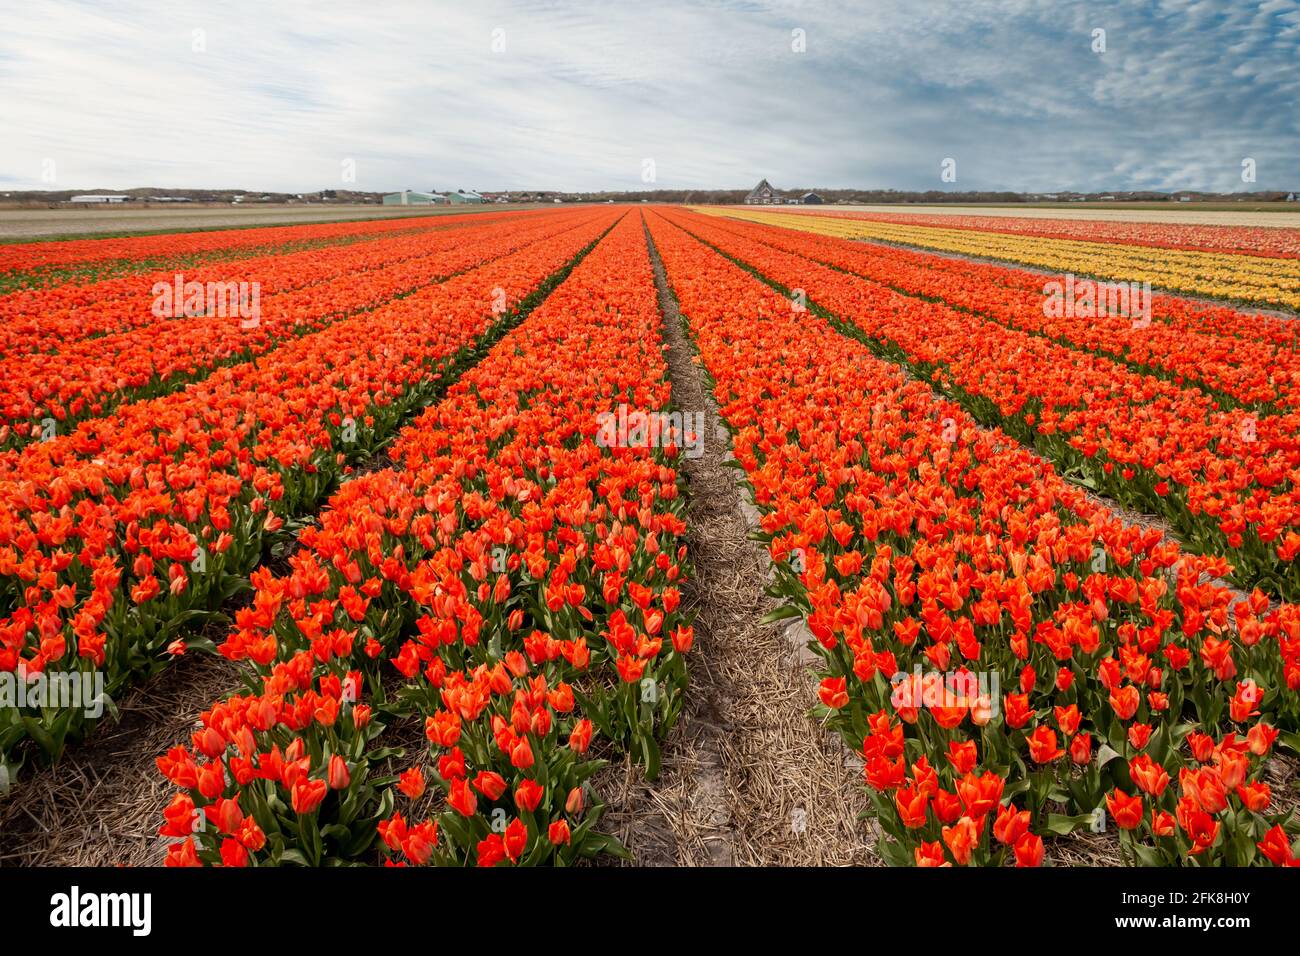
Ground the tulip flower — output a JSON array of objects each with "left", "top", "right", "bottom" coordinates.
[
  {"left": 1105, "top": 788, "right": 1144, "bottom": 830},
  {"left": 398, "top": 767, "right": 426, "bottom": 800}
]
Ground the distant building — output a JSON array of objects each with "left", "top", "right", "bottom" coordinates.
[
  {"left": 799, "top": 191, "right": 824, "bottom": 205},
  {"left": 448, "top": 189, "right": 487, "bottom": 204},
  {"left": 745, "top": 179, "right": 782, "bottom": 204},
  {"left": 1288, "top": 192, "right": 1298, "bottom": 202},
  {"left": 382, "top": 190, "right": 448, "bottom": 206},
  {"left": 1178, "top": 195, "right": 1192, "bottom": 202},
  {"left": 66, "top": 194, "right": 129, "bottom": 203}
]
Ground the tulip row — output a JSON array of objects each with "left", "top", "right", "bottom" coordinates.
[
  {"left": 696, "top": 212, "right": 1300, "bottom": 413},
  {"left": 670, "top": 209, "right": 1300, "bottom": 602},
  {"left": 646, "top": 208, "right": 1300, "bottom": 867},
  {"left": 699, "top": 208, "right": 1300, "bottom": 312},
  {"left": 0, "top": 209, "right": 522, "bottom": 281},
  {"left": 0, "top": 210, "right": 531, "bottom": 361},
  {"left": 768, "top": 207, "right": 1300, "bottom": 258},
  {"left": 0, "top": 210, "right": 600, "bottom": 452},
  {"left": 705, "top": 211, "right": 1300, "bottom": 356},
  {"left": 0, "top": 208, "right": 618, "bottom": 781},
  {"left": 156, "top": 211, "right": 695, "bottom": 866}
]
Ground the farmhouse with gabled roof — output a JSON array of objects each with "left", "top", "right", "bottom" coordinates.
[{"left": 744, "top": 179, "right": 782, "bottom": 204}]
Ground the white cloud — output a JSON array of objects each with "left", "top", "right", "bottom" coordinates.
[{"left": 0, "top": 0, "right": 1295, "bottom": 192}]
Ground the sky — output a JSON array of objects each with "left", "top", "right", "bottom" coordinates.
[{"left": 1, "top": 0, "right": 1297, "bottom": 194}]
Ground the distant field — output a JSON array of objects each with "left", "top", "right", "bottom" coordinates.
[
  {"left": 704, "top": 205, "right": 1300, "bottom": 308},
  {"left": 0, "top": 202, "right": 544, "bottom": 240},
  {"left": 7, "top": 201, "right": 1296, "bottom": 240},
  {"left": 781, "top": 202, "right": 1300, "bottom": 227}
]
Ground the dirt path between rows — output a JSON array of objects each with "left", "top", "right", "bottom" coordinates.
[
  {"left": 0, "top": 653, "right": 237, "bottom": 866},
  {"left": 592, "top": 219, "right": 876, "bottom": 866}
]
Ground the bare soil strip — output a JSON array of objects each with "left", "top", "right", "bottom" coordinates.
[
  {"left": 0, "top": 652, "right": 237, "bottom": 866},
  {"left": 593, "top": 220, "right": 875, "bottom": 866},
  {"left": 0, "top": 204, "right": 541, "bottom": 241}
]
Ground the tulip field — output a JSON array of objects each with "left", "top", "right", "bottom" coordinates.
[
  {"left": 712, "top": 207, "right": 1300, "bottom": 311},
  {"left": 3, "top": 203, "right": 1300, "bottom": 868}
]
